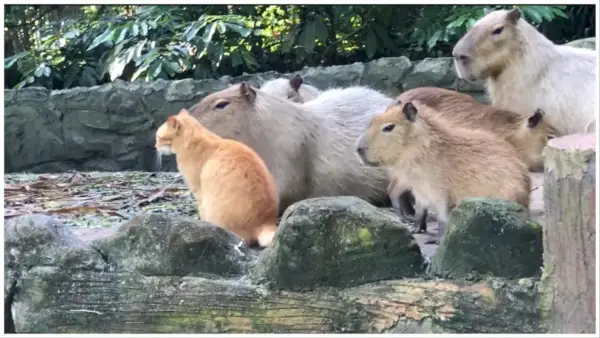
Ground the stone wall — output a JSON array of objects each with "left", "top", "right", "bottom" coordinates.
[{"left": 4, "top": 36, "right": 594, "bottom": 173}]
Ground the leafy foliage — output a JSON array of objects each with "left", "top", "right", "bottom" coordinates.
[{"left": 4, "top": 4, "right": 592, "bottom": 90}]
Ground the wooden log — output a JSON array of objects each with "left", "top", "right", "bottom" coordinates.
[
  {"left": 12, "top": 267, "right": 542, "bottom": 334},
  {"left": 540, "top": 133, "right": 596, "bottom": 333}
]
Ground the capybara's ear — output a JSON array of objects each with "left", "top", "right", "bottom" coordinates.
[
  {"left": 240, "top": 82, "right": 256, "bottom": 103},
  {"left": 507, "top": 8, "right": 521, "bottom": 24},
  {"left": 289, "top": 74, "right": 303, "bottom": 91},
  {"left": 527, "top": 108, "right": 544, "bottom": 128},
  {"left": 402, "top": 102, "right": 418, "bottom": 123},
  {"left": 167, "top": 115, "right": 179, "bottom": 129},
  {"left": 178, "top": 109, "right": 190, "bottom": 116}
]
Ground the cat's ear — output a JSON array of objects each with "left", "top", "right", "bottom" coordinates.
[
  {"left": 178, "top": 109, "right": 190, "bottom": 116},
  {"left": 239, "top": 82, "right": 256, "bottom": 103},
  {"left": 289, "top": 74, "right": 303, "bottom": 92},
  {"left": 167, "top": 116, "right": 179, "bottom": 129}
]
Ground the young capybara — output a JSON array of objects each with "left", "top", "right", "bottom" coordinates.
[{"left": 355, "top": 100, "right": 531, "bottom": 244}]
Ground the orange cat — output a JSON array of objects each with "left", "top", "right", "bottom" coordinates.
[{"left": 155, "top": 109, "right": 280, "bottom": 248}]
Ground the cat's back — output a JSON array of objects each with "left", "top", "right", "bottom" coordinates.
[{"left": 202, "top": 138, "right": 278, "bottom": 197}]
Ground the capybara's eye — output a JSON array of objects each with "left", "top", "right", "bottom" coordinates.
[
  {"left": 382, "top": 124, "right": 395, "bottom": 133},
  {"left": 492, "top": 26, "right": 504, "bottom": 35},
  {"left": 215, "top": 101, "right": 230, "bottom": 110}
]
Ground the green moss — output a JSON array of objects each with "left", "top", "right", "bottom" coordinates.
[{"left": 357, "top": 227, "right": 373, "bottom": 247}]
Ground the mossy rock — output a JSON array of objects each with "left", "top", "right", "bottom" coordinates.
[
  {"left": 429, "top": 198, "right": 543, "bottom": 279},
  {"left": 92, "top": 213, "right": 252, "bottom": 278},
  {"left": 251, "top": 196, "right": 424, "bottom": 291}
]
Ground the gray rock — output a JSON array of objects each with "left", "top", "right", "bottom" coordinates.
[
  {"left": 92, "top": 213, "right": 252, "bottom": 278},
  {"left": 4, "top": 214, "right": 107, "bottom": 297},
  {"left": 362, "top": 56, "right": 413, "bottom": 96},
  {"left": 429, "top": 198, "right": 543, "bottom": 278},
  {"left": 564, "top": 37, "right": 596, "bottom": 50},
  {"left": 300, "top": 62, "right": 365, "bottom": 90},
  {"left": 251, "top": 196, "right": 424, "bottom": 291},
  {"left": 402, "top": 57, "right": 456, "bottom": 90}
]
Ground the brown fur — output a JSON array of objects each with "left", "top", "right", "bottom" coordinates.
[
  {"left": 355, "top": 100, "right": 531, "bottom": 243},
  {"left": 452, "top": 8, "right": 596, "bottom": 136},
  {"left": 396, "top": 87, "right": 557, "bottom": 172},
  {"left": 155, "top": 109, "right": 279, "bottom": 248}
]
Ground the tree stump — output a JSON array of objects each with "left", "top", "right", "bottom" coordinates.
[{"left": 540, "top": 133, "right": 596, "bottom": 333}]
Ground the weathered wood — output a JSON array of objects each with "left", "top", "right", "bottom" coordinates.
[
  {"left": 12, "top": 267, "right": 541, "bottom": 334},
  {"left": 540, "top": 133, "right": 596, "bottom": 333}
]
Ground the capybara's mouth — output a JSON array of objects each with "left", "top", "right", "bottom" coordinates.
[{"left": 357, "top": 152, "right": 379, "bottom": 167}]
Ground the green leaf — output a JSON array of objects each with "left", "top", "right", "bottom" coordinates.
[
  {"left": 109, "top": 54, "right": 128, "bottom": 81},
  {"left": 80, "top": 68, "right": 98, "bottom": 87},
  {"left": 140, "top": 22, "right": 149, "bottom": 36},
  {"left": 372, "top": 25, "right": 396, "bottom": 53},
  {"left": 131, "top": 64, "right": 149, "bottom": 81},
  {"left": 202, "top": 22, "right": 217, "bottom": 44},
  {"left": 281, "top": 31, "right": 297, "bottom": 53},
  {"left": 26, "top": 76, "right": 35, "bottom": 84},
  {"left": 34, "top": 64, "right": 45, "bottom": 77},
  {"left": 466, "top": 18, "right": 477, "bottom": 30},
  {"left": 300, "top": 20, "right": 317, "bottom": 52},
  {"left": 87, "top": 28, "right": 114, "bottom": 51},
  {"left": 365, "top": 28, "right": 377, "bottom": 59},
  {"left": 63, "top": 64, "right": 81, "bottom": 88},
  {"left": 535, "top": 6, "right": 554, "bottom": 21},
  {"left": 240, "top": 49, "right": 258, "bottom": 69},
  {"left": 520, "top": 6, "right": 543, "bottom": 23},
  {"left": 133, "top": 40, "right": 146, "bottom": 61},
  {"left": 4, "top": 51, "right": 29, "bottom": 69},
  {"left": 313, "top": 15, "right": 328, "bottom": 44},
  {"left": 115, "top": 27, "right": 129, "bottom": 44},
  {"left": 224, "top": 22, "right": 251, "bottom": 37},
  {"left": 43, "top": 66, "right": 51, "bottom": 77},
  {"left": 132, "top": 23, "right": 140, "bottom": 37},
  {"left": 551, "top": 7, "right": 568, "bottom": 19},
  {"left": 427, "top": 30, "right": 443, "bottom": 50},
  {"left": 213, "top": 43, "right": 225, "bottom": 68},
  {"left": 216, "top": 21, "right": 226, "bottom": 34},
  {"left": 162, "top": 60, "right": 179, "bottom": 77},
  {"left": 184, "top": 22, "right": 202, "bottom": 42},
  {"left": 231, "top": 51, "right": 243, "bottom": 68},
  {"left": 148, "top": 59, "right": 163, "bottom": 79}
]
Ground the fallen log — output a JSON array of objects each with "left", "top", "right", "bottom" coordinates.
[
  {"left": 540, "top": 133, "right": 596, "bottom": 333},
  {"left": 14, "top": 267, "right": 541, "bottom": 334}
]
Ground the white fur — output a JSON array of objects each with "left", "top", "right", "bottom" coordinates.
[
  {"left": 156, "top": 146, "right": 174, "bottom": 155},
  {"left": 486, "top": 15, "right": 596, "bottom": 136},
  {"left": 260, "top": 78, "right": 322, "bottom": 103},
  {"left": 257, "top": 227, "right": 276, "bottom": 248}
]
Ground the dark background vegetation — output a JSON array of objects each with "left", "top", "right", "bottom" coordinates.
[{"left": 4, "top": 4, "right": 596, "bottom": 90}]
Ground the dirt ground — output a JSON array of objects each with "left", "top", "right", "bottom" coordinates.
[{"left": 4, "top": 171, "right": 545, "bottom": 259}]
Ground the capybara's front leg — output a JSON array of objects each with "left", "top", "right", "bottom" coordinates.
[
  {"left": 387, "top": 179, "right": 417, "bottom": 223},
  {"left": 411, "top": 207, "right": 428, "bottom": 234}
]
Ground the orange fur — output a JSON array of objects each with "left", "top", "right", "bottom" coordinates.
[
  {"left": 155, "top": 109, "right": 280, "bottom": 248},
  {"left": 356, "top": 100, "right": 531, "bottom": 243}
]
